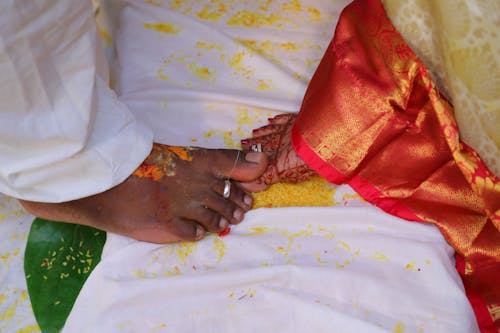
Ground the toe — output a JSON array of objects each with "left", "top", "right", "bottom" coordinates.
[{"left": 171, "top": 218, "right": 205, "bottom": 241}]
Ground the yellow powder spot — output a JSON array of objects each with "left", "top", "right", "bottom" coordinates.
[
  {"left": 222, "top": 131, "right": 238, "bottom": 148},
  {"left": 150, "top": 323, "right": 167, "bottom": 332},
  {"left": 175, "top": 242, "right": 197, "bottom": 265},
  {"left": 134, "top": 269, "right": 147, "bottom": 279},
  {"left": 336, "top": 241, "right": 351, "bottom": 251},
  {"left": 276, "top": 246, "right": 284, "bottom": 253},
  {"left": 236, "top": 107, "right": 255, "bottom": 126},
  {"left": 13, "top": 248, "right": 19, "bottom": 256},
  {"left": 213, "top": 237, "right": 226, "bottom": 263},
  {"left": 335, "top": 260, "right": 351, "bottom": 269},
  {"left": 1, "top": 252, "right": 10, "bottom": 262},
  {"left": 280, "top": 42, "right": 300, "bottom": 51},
  {"left": 405, "top": 261, "right": 418, "bottom": 271},
  {"left": 370, "top": 252, "right": 391, "bottom": 262},
  {"left": 228, "top": 292, "right": 234, "bottom": 298},
  {"left": 197, "top": 5, "right": 226, "bottom": 22},
  {"left": 0, "top": 294, "right": 7, "bottom": 306},
  {"left": 315, "top": 253, "right": 328, "bottom": 264},
  {"left": 9, "top": 233, "right": 19, "bottom": 240},
  {"left": 341, "top": 192, "right": 365, "bottom": 203},
  {"left": 185, "top": 81, "right": 192, "bottom": 87},
  {"left": 307, "top": 7, "right": 323, "bottom": 22},
  {"left": 249, "top": 226, "right": 273, "bottom": 235},
  {"left": 282, "top": 0, "right": 302, "bottom": 12},
  {"left": 146, "top": 0, "right": 162, "bottom": 6},
  {"left": 252, "top": 177, "right": 336, "bottom": 208},
  {"left": 227, "top": 11, "right": 283, "bottom": 28},
  {"left": 203, "top": 130, "right": 216, "bottom": 139},
  {"left": 425, "top": 259, "right": 431, "bottom": 265},
  {"left": 257, "top": 79, "right": 272, "bottom": 91},
  {"left": 196, "top": 41, "right": 223, "bottom": 51},
  {"left": 188, "top": 63, "right": 216, "bottom": 82},
  {"left": 163, "top": 266, "right": 181, "bottom": 276},
  {"left": 16, "top": 324, "right": 41, "bottom": 333},
  {"left": 157, "top": 68, "right": 169, "bottom": 81},
  {"left": 394, "top": 321, "right": 406, "bottom": 333},
  {"left": 229, "top": 51, "right": 245, "bottom": 70},
  {"left": 98, "top": 28, "right": 112, "bottom": 47},
  {"left": 143, "top": 22, "right": 180, "bottom": 34},
  {"left": 219, "top": 53, "right": 226, "bottom": 62}
]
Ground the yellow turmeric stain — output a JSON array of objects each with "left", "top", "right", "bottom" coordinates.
[
  {"left": 133, "top": 164, "right": 163, "bottom": 181},
  {"left": 282, "top": 0, "right": 302, "bottom": 13},
  {"left": 98, "top": 28, "right": 112, "bottom": 47},
  {"left": 175, "top": 242, "right": 197, "bottom": 265},
  {"left": 315, "top": 253, "right": 328, "bottom": 264},
  {"left": 188, "top": 63, "right": 216, "bottom": 82},
  {"left": 143, "top": 22, "right": 180, "bottom": 34},
  {"left": 425, "top": 259, "right": 431, "bottom": 265},
  {"left": 249, "top": 226, "right": 273, "bottom": 235},
  {"left": 236, "top": 107, "right": 255, "bottom": 126},
  {"left": 252, "top": 177, "right": 336, "bottom": 208},
  {"left": 196, "top": 41, "right": 223, "bottom": 51},
  {"left": 307, "top": 7, "right": 323, "bottom": 22},
  {"left": 168, "top": 146, "right": 193, "bottom": 161},
  {"left": 405, "top": 261, "right": 419, "bottom": 271},
  {"left": 163, "top": 266, "right": 182, "bottom": 276},
  {"left": 280, "top": 42, "right": 300, "bottom": 51},
  {"left": 157, "top": 68, "right": 169, "bottom": 81},
  {"left": 213, "top": 237, "right": 226, "bottom": 263},
  {"left": 229, "top": 51, "right": 245, "bottom": 70},
  {"left": 0, "top": 294, "right": 7, "bottom": 306},
  {"left": 370, "top": 252, "right": 391, "bottom": 262},
  {"left": 227, "top": 11, "right": 284, "bottom": 28},
  {"left": 197, "top": 4, "right": 226, "bottom": 22},
  {"left": 257, "top": 79, "right": 272, "bottom": 91},
  {"left": 336, "top": 240, "right": 351, "bottom": 252},
  {"left": 16, "top": 324, "right": 41, "bottom": 333},
  {"left": 394, "top": 321, "right": 406, "bottom": 333}
]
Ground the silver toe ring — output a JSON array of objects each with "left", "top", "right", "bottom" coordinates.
[
  {"left": 251, "top": 143, "right": 262, "bottom": 152},
  {"left": 223, "top": 179, "right": 232, "bottom": 199}
]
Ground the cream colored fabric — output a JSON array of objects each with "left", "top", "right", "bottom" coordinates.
[{"left": 383, "top": 0, "right": 500, "bottom": 177}]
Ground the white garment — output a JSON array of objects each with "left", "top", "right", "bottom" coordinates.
[{"left": 0, "top": 0, "right": 152, "bottom": 202}]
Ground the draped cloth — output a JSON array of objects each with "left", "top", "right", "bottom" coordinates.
[{"left": 291, "top": 0, "right": 500, "bottom": 331}]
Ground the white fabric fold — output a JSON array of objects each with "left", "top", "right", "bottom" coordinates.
[{"left": 0, "top": 0, "right": 152, "bottom": 202}]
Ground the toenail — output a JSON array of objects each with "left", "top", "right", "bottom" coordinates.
[
  {"left": 233, "top": 209, "right": 243, "bottom": 221},
  {"left": 219, "top": 217, "right": 228, "bottom": 229},
  {"left": 196, "top": 225, "right": 204, "bottom": 238},
  {"left": 245, "top": 152, "right": 263, "bottom": 163},
  {"left": 244, "top": 195, "right": 252, "bottom": 207}
]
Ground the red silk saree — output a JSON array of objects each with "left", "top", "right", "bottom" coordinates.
[{"left": 291, "top": 0, "right": 500, "bottom": 331}]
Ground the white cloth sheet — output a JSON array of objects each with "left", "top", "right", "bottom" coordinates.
[{"left": 61, "top": 1, "right": 478, "bottom": 332}]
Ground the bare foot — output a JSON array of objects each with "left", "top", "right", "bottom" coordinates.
[
  {"left": 19, "top": 144, "right": 268, "bottom": 243},
  {"left": 241, "top": 113, "right": 317, "bottom": 191}
]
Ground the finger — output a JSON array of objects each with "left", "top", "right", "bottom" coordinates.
[
  {"left": 251, "top": 124, "right": 284, "bottom": 138},
  {"left": 170, "top": 217, "right": 205, "bottom": 242},
  {"left": 268, "top": 113, "right": 295, "bottom": 125}
]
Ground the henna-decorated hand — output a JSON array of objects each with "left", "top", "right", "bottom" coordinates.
[{"left": 241, "top": 113, "right": 317, "bottom": 190}]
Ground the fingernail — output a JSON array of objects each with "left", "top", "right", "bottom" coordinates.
[
  {"left": 219, "top": 217, "right": 228, "bottom": 229},
  {"left": 196, "top": 225, "right": 205, "bottom": 238},
  {"left": 244, "top": 195, "right": 253, "bottom": 207},
  {"left": 245, "top": 151, "right": 263, "bottom": 163},
  {"left": 233, "top": 209, "right": 243, "bottom": 221},
  {"left": 241, "top": 139, "right": 249, "bottom": 145}
]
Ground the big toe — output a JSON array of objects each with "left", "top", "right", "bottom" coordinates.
[{"left": 214, "top": 150, "right": 268, "bottom": 182}]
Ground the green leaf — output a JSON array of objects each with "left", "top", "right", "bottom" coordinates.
[{"left": 24, "top": 218, "right": 106, "bottom": 333}]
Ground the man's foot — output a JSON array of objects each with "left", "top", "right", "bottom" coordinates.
[
  {"left": 241, "top": 113, "right": 317, "bottom": 190},
  {"left": 19, "top": 144, "right": 267, "bottom": 243}
]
